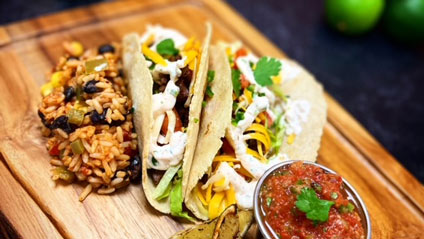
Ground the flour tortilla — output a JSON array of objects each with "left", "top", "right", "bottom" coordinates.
[
  {"left": 185, "top": 55, "right": 327, "bottom": 220},
  {"left": 184, "top": 45, "right": 233, "bottom": 220},
  {"left": 123, "top": 23, "right": 212, "bottom": 214}
]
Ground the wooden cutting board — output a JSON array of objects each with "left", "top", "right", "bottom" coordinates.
[{"left": 0, "top": 0, "right": 423, "bottom": 238}]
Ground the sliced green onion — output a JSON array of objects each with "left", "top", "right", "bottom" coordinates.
[{"left": 331, "top": 192, "right": 338, "bottom": 200}]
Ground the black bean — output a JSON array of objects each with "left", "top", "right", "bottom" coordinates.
[
  {"left": 38, "top": 110, "right": 45, "bottom": 121},
  {"left": 83, "top": 80, "right": 98, "bottom": 94},
  {"left": 98, "top": 44, "right": 115, "bottom": 54},
  {"left": 51, "top": 115, "right": 76, "bottom": 134},
  {"left": 118, "top": 69, "right": 124, "bottom": 77},
  {"left": 129, "top": 155, "right": 142, "bottom": 182},
  {"left": 110, "top": 119, "right": 125, "bottom": 126},
  {"left": 90, "top": 109, "right": 107, "bottom": 125},
  {"left": 64, "top": 87, "right": 75, "bottom": 102},
  {"left": 38, "top": 110, "right": 51, "bottom": 128}
]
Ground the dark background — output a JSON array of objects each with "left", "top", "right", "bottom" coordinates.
[{"left": 1, "top": 0, "right": 423, "bottom": 182}]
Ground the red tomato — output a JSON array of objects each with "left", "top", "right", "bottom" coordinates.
[
  {"left": 123, "top": 130, "right": 132, "bottom": 142},
  {"left": 161, "top": 109, "right": 183, "bottom": 135},
  {"left": 49, "top": 144, "right": 60, "bottom": 156},
  {"left": 235, "top": 48, "right": 248, "bottom": 59},
  {"left": 240, "top": 75, "right": 250, "bottom": 89},
  {"left": 263, "top": 111, "right": 274, "bottom": 126}
]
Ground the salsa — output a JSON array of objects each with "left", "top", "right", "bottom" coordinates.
[{"left": 260, "top": 161, "right": 365, "bottom": 239}]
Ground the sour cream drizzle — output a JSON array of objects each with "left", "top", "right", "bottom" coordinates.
[{"left": 142, "top": 26, "right": 189, "bottom": 171}]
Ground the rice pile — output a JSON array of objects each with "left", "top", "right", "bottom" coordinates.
[{"left": 38, "top": 41, "right": 141, "bottom": 201}]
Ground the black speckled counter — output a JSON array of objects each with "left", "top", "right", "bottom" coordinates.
[{"left": 1, "top": 0, "right": 423, "bottom": 182}]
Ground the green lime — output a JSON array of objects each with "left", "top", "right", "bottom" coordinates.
[
  {"left": 384, "top": 0, "right": 424, "bottom": 44},
  {"left": 325, "top": 0, "right": 385, "bottom": 35}
]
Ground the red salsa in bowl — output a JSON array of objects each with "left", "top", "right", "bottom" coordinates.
[{"left": 255, "top": 161, "right": 369, "bottom": 239}]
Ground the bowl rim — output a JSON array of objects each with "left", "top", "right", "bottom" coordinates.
[{"left": 253, "top": 160, "right": 371, "bottom": 239}]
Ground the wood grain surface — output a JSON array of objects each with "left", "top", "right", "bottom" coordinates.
[{"left": 0, "top": 0, "right": 423, "bottom": 238}]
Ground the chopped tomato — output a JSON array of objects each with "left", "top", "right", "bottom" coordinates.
[
  {"left": 123, "top": 130, "right": 132, "bottom": 142},
  {"left": 262, "top": 111, "right": 274, "bottom": 126},
  {"left": 240, "top": 75, "right": 250, "bottom": 89},
  {"left": 124, "top": 147, "right": 137, "bottom": 157},
  {"left": 161, "top": 109, "right": 183, "bottom": 135},
  {"left": 221, "top": 139, "right": 235, "bottom": 156},
  {"left": 49, "top": 144, "right": 60, "bottom": 156},
  {"left": 235, "top": 48, "right": 248, "bottom": 59}
]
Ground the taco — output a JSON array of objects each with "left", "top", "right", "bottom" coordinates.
[
  {"left": 185, "top": 42, "right": 327, "bottom": 220},
  {"left": 123, "top": 24, "right": 212, "bottom": 218}
]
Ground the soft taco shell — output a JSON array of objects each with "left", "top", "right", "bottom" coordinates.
[
  {"left": 185, "top": 45, "right": 233, "bottom": 220},
  {"left": 123, "top": 23, "right": 212, "bottom": 214},
  {"left": 278, "top": 59, "right": 327, "bottom": 162},
  {"left": 185, "top": 56, "right": 326, "bottom": 220}
]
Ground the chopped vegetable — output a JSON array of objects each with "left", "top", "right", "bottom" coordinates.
[
  {"left": 41, "top": 83, "right": 54, "bottom": 97},
  {"left": 85, "top": 58, "right": 109, "bottom": 74},
  {"left": 339, "top": 202, "right": 355, "bottom": 214},
  {"left": 75, "top": 85, "right": 83, "bottom": 101},
  {"left": 142, "top": 35, "right": 167, "bottom": 66},
  {"left": 232, "top": 111, "right": 245, "bottom": 126},
  {"left": 157, "top": 39, "right": 179, "bottom": 56},
  {"left": 206, "top": 86, "right": 214, "bottom": 98},
  {"left": 170, "top": 169, "right": 195, "bottom": 221},
  {"left": 231, "top": 69, "right": 241, "bottom": 97},
  {"left": 52, "top": 166, "right": 75, "bottom": 183},
  {"left": 253, "top": 57, "right": 282, "bottom": 86},
  {"left": 295, "top": 188, "right": 334, "bottom": 223},
  {"left": 266, "top": 197, "right": 273, "bottom": 207},
  {"left": 49, "top": 144, "right": 60, "bottom": 156},
  {"left": 153, "top": 164, "right": 181, "bottom": 199},
  {"left": 331, "top": 192, "right": 338, "bottom": 200},
  {"left": 67, "top": 109, "right": 85, "bottom": 126},
  {"left": 207, "top": 70, "right": 215, "bottom": 83},
  {"left": 269, "top": 113, "right": 285, "bottom": 153},
  {"left": 70, "top": 139, "right": 85, "bottom": 155},
  {"left": 50, "top": 71, "right": 65, "bottom": 88},
  {"left": 63, "top": 41, "right": 84, "bottom": 57}
]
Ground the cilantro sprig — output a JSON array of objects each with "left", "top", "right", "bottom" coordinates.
[
  {"left": 253, "top": 57, "right": 282, "bottom": 86},
  {"left": 295, "top": 188, "right": 334, "bottom": 223},
  {"left": 157, "top": 39, "right": 179, "bottom": 56}
]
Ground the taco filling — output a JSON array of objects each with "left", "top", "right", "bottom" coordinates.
[
  {"left": 193, "top": 43, "right": 311, "bottom": 219},
  {"left": 138, "top": 26, "right": 205, "bottom": 218}
]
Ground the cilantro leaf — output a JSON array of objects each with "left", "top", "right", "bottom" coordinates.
[
  {"left": 231, "top": 69, "right": 241, "bottom": 97},
  {"left": 157, "top": 39, "right": 179, "bottom": 56},
  {"left": 253, "top": 57, "right": 282, "bottom": 86},
  {"left": 207, "top": 70, "right": 215, "bottom": 83},
  {"left": 232, "top": 111, "right": 245, "bottom": 126},
  {"left": 295, "top": 188, "right": 334, "bottom": 223}
]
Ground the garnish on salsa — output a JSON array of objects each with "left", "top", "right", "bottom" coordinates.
[{"left": 260, "top": 161, "right": 365, "bottom": 239}]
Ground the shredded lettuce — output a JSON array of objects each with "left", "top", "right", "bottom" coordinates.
[
  {"left": 269, "top": 113, "right": 286, "bottom": 153},
  {"left": 152, "top": 164, "right": 181, "bottom": 200},
  {"left": 170, "top": 169, "right": 196, "bottom": 222}
]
